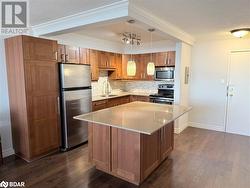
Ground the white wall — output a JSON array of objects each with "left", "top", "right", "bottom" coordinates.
[
  {"left": 174, "top": 42, "right": 192, "bottom": 133},
  {"left": 189, "top": 38, "right": 250, "bottom": 131},
  {"left": 0, "top": 36, "right": 14, "bottom": 157},
  {"left": 48, "top": 33, "right": 124, "bottom": 53},
  {"left": 124, "top": 39, "right": 176, "bottom": 54}
]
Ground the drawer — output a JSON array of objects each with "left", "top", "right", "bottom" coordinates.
[{"left": 92, "top": 99, "right": 107, "bottom": 111}]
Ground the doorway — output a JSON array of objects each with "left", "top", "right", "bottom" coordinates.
[{"left": 225, "top": 50, "right": 250, "bottom": 136}]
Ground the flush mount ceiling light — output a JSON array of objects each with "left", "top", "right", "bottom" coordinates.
[{"left": 231, "top": 28, "right": 250, "bottom": 38}]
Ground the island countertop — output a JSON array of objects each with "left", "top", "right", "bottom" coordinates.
[{"left": 74, "top": 101, "right": 191, "bottom": 135}]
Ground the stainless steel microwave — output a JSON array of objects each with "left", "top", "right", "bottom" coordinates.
[{"left": 154, "top": 67, "right": 175, "bottom": 81}]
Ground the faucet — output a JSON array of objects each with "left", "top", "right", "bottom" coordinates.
[{"left": 102, "top": 80, "right": 111, "bottom": 97}]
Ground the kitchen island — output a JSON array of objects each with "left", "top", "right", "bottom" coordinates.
[{"left": 74, "top": 102, "right": 191, "bottom": 185}]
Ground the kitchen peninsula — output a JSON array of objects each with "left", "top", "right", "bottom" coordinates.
[{"left": 74, "top": 102, "right": 191, "bottom": 185}]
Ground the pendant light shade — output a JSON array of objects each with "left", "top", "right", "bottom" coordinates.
[
  {"left": 127, "top": 60, "right": 136, "bottom": 76},
  {"left": 147, "top": 62, "right": 155, "bottom": 75},
  {"left": 147, "top": 28, "right": 155, "bottom": 76}
]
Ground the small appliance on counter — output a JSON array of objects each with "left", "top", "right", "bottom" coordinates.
[
  {"left": 150, "top": 84, "right": 174, "bottom": 105},
  {"left": 59, "top": 63, "right": 92, "bottom": 151}
]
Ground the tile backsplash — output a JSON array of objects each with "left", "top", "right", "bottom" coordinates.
[{"left": 91, "top": 70, "right": 170, "bottom": 96}]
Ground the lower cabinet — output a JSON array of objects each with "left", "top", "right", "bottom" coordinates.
[
  {"left": 92, "top": 95, "right": 149, "bottom": 111},
  {"left": 88, "top": 121, "right": 174, "bottom": 185}
]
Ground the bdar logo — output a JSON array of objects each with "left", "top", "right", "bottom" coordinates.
[{"left": 0, "top": 181, "right": 8, "bottom": 188}]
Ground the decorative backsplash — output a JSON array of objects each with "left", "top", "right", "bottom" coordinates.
[{"left": 91, "top": 70, "right": 171, "bottom": 96}]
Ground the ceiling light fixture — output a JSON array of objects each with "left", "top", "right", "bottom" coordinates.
[
  {"left": 231, "top": 28, "right": 250, "bottom": 38},
  {"left": 126, "top": 20, "right": 136, "bottom": 76},
  {"left": 147, "top": 28, "right": 155, "bottom": 76}
]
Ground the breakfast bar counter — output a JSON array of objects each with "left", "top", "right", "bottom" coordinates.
[{"left": 74, "top": 102, "right": 191, "bottom": 185}]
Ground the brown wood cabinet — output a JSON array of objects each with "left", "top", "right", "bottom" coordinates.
[
  {"left": 5, "top": 35, "right": 60, "bottom": 162},
  {"left": 89, "top": 49, "right": 99, "bottom": 81},
  {"left": 98, "top": 51, "right": 116, "bottom": 69},
  {"left": 79, "top": 48, "right": 90, "bottom": 65},
  {"left": 130, "top": 95, "right": 150, "bottom": 102},
  {"left": 109, "top": 53, "right": 122, "bottom": 80},
  {"left": 88, "top": 121, "right": 174, "bottom": 185},
  {"left": 155, "top": 51, "right": 175, "bottom": 67},
  {"left": 92, "top": 96, "right": 130, "bottom": 111},
  {"left": 57, "top": 44, "right": 80, "bottom": 64}
]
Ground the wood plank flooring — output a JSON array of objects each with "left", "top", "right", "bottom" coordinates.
[{"left": 0, "top": 127, "right": 249, "bottom": 188}]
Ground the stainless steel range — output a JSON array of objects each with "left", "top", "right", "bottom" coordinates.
[{"left": 149, "top": 84, "right": 174, "bottom": 105}]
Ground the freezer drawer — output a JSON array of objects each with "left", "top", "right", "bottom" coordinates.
[
  {"left": 60, "top": 64, "right": 91, "bottom": 89},
  {"left": 61, "top": 89, "right": 92, "bottom": 149}
]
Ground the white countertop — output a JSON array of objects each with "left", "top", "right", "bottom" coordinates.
[
  {"left": 74, "top": 101, "right": 191, "bottom": 135},
  {"left": 92, "top": 91, "right": 153, "bottom": 102}
]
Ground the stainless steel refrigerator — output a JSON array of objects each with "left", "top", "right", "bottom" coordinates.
[{"left": 59, "top": 63, "right": 92, "bottom": 151}]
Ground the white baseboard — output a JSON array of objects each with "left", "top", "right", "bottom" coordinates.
[
  {"left": 174, "top": 122, "right": 189, "bottom": 134},
  {"left": 2, "top": 147, "right": 14, "bottom": 157},
  {"left": 188, "top": 122, "right": 225, "bottom": 132}
]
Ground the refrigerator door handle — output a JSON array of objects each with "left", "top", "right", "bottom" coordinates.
[{"left": 57, "top": 96, "right": 60, "bottom": 115}]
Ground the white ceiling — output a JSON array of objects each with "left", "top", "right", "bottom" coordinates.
[
  {"left": 30, "top": 0, "right": 121, "bottom": 25},
  {"left": 74, "top": 20, "right": 175, "bottom": 43},
  {"left": 30, "top": 0, "right": 250, "bottom": 40},
  {"left": 133, "top": 0, "right": 250, "bottom": 39}
]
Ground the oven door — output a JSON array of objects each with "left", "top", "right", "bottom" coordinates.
[{"left": 150, "top": 97, "right": 174, "bottom": 105}]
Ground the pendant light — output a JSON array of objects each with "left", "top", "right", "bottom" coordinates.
[
  {"left": 127, "top": 20, "right": 136, "bottom": 76},
  {"left": 147, "top": 29, "right": 155, "bottom": 76}
]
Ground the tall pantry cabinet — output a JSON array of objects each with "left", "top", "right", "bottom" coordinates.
[{"left": 5, "top": 35, "right": 60, "bottom": 162}]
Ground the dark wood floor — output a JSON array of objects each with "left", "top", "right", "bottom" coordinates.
[{"left": 1, "top": 127, "right": 250, "bottom": 188}]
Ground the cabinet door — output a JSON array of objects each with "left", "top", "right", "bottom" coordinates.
[
  {"left": 141, "top": 53, "right": 155, "bottom": 80},
  {"left": 160, "top": 122, "right": 174, "bottom": 161},
  {"left": 24, "top": 60, "right": 60, "bottom": 157},
  {"left": 65, "top": 45, "right": 80, "bottom": 64},
  {"left": 111, "top": 128, "right": 141, "bottom": 184},
  {"left": 89, "top": 124, "right": 111, "bottom": 172},
  {"left": 23, "top": 36, "right": 57, "bottom": 61},
  {"left": 89, "top": 49, "right": 99, "bottom": 81},
  {"left": 79, "top": 48, "right": 90, "bottom": 65},
  {"left": 57, "top": 44, "right": 66, "bottom": 63},
  {"left": 109, "top": 53, "right": 122, "bottom": 80},
  {"left": 167, "top": 51, "right": 176, "bottom": 66},
  {"left": 98, "top": 51, "right": 108, "bottom": 68},
  {"left": 141, "top": 130, "right": 160, "bottom": 181},
  {"left": 108, "top": 52, "right": 116, "bottom": 68},
  {"left": 155, "top": 52, "right": 168, "bottom": 67}
]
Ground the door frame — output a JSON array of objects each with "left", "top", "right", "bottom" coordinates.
[{"left": 224, "top": 49, "right": 250, "bottom": 133}]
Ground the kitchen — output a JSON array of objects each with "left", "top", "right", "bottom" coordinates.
[{"left": 0, "top": 0, "right": 250, "bottom": 187}]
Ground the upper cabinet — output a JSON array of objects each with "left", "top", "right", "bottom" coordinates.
[
  {"left": 79, "top": 48, "right": 90, "bottom": 65},
  {"left": 167, "top": 51, "right": 176, "bottom": 67},
  {"left": 23, "top": 36, "right": 58, "bottom": 61},
  {"left": 98, "top": 51, "right": 116, "bottom": 69},
  {"left": 89, "top": 49, "right": 99, "bottom": 81},
  {"left": 155, "top": 51, "right": 175, "bottom": 67},
  {"left": 57, "top": 44, "right": 80, "bottom": 64},
  {"left": 57, "top": 43, "right": 175, "bottom": 81}
]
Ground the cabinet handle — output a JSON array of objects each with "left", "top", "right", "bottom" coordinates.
[
  {"left": 65, "top": 54, "right": 69, "bottom": 62},
  {"left": 55, "top": 51, "right": 58, "bottom": 61},
  {"left": 61, "top": 54, "right": 65, "bottom": 63},
  {"left": 57, "top": 97, "right": 60, "bottom": 115}
]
